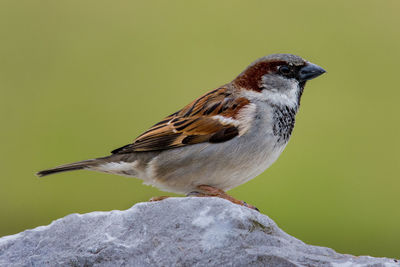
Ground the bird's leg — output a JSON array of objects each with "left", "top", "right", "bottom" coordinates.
[
  {"left": 187, "top": 185, "right": 259, "bottom": 211},
  {"left": 149, "top": 196, "right": 170, "bottom": 202}
]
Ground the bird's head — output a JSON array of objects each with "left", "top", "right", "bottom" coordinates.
[{"left": 233, "top": 54, "right": 325, "bottom": 108}]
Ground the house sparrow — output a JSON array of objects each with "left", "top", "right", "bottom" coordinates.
[{"left": 37, "top": 54, "right": 325, "bottom": 210}]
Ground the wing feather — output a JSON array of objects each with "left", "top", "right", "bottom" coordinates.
[{"left": 112, "top": 86, "right": 252, "bottom": 153}]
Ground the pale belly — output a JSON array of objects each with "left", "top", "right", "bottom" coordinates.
[{"left": 140, "top": 127, "right": 288, "bottom": 194}]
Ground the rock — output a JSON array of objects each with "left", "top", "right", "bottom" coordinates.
[{"left": 0, "top": 198, "right": 398, "bottom": 267}]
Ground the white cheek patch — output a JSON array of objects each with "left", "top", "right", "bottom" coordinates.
[
  {"left": 241, "top": 79, "right": 300, "bottom": 109},
  {"left": 264, "top": 90, "right": 298, "bottom": 108}
]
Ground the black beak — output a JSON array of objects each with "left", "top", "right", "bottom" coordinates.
[{"left": 299, "top": 63, "right": 326, "bottom": 81}]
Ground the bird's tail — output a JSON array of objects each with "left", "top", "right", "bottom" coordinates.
[{"left": 36, "top": 158, "right": 105, "bottom": 177}]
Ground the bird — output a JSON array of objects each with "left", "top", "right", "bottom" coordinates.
[{"left": 37, "top": 53, "right": 325, "bottom": 210}]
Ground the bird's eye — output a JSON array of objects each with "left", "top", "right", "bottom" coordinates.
[{"left": 279, "top": 65, "right": 291, "bottom": 75}]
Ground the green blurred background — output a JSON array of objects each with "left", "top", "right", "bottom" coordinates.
[{"left": 1, "top": 0, "right": 399, "bottom": 258}]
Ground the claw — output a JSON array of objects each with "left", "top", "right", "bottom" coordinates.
[
  {"left": 150, "top": 186, "right": 260, "bottom": 212},
  {"left": 149, "top": 196, "right": 170, "bottom": 202},
  {"left": 189, "top": 185, "right": 259, "bottom": 211},
  {"left": 242, "top": 201, "right": 259, "bottom": 212},
  {"left": 186, "top": 191, "right": 202, "bottom": 197}
]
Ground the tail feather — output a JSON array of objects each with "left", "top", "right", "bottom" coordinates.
[{"left": 36, "top": 159, "right": 100, "bottom": 177}]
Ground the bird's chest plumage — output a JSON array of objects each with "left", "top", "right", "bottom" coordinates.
[
  {"left": 272, "top": 105, "right": 297, "bottom": 143},
  {"left": 203, "top": 103, "right": 297, "bottom": 190},
  {"left": 143, "top": 102, "right": 298, "bottom": 193}
]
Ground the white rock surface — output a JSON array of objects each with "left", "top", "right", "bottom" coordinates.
[{"left": 0, "top": 197, "right": 398, "bottom": 267}]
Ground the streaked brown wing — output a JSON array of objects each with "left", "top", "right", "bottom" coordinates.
[{"left": 112, "top": 87, "right": 249, "bottom": 154}]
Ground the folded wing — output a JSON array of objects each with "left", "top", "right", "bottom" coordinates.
[{"left": 112, "top": 87, "right": 251, "bottom": 154}]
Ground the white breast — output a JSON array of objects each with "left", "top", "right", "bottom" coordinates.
[
  {"left": 215, "top": 104, "right": 288, "bottom": 190},
  {"left": 141, "top": 102, "right": 291, "bottom": 194}
]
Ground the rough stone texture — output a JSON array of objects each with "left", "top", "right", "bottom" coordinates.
[{"left": 0, "top": 197, "right": 398, "bottom": 267}]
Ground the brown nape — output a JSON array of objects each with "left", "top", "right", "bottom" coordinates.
[{"left": 233, "top": 60, "right": 286, "bottom": 92}]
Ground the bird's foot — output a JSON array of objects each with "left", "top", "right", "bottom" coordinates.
[
  {"left": 187, "top": 185, "right": 259, "bottom": 212},
  {"left": 149, "top": 196, "right": 170, "bottom": 202}
]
